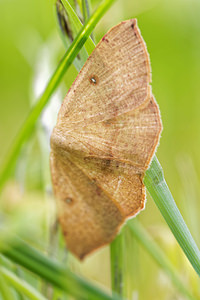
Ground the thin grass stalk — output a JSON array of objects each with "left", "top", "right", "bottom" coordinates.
[
  {"left": 82, "top": 0, "right": 90, "bottom": 22},
  {"left": 0, "top": 266, "right": 47, "bottom": 300},
  {"left": 0, "top": 0, "right": 116, "bottom": 192},
  {"left": 144, "top": 156, "right": 200, "bottom": 277},
  {"left": 2, "top": 237, "right": 124, "bottom": 300},
  {"left": 128, "top": 220, "right": 197, "bottom": 300},
  {"left": 0, "top": 270, "right": 15, "bottom": 300},
  {"left": 81, "top": 0, "right": 95, "bottom": 42},
  {"left": 110, "top": 231, "right": 125, "bottom": 297},
  {"left": 61, "top": 0, "right": 95, "bottom": 54},
  {"left": 58, "top": 0, "right": 89, "bottom": 69},
  {"left": 55, "top": 1, "right": 86, "bottom": 71}
]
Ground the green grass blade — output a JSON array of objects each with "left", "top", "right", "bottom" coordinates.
[
  {"left": 82, "top": 0, "right": 96, "bottom": 43},
  {"left": 61, "top": 0, "right": 95, "bottom": 54},
  {"left": 82, "top": 0, "right": 90, "bottom": 22},
  {"left": 0, "top": 0, "right": 116, "bottom": 192},
  {"left": 0, "top": 266, "right": 47, "bottom": 300},
  {"left": 56, "top": 0, "right": 88, "bottom": 70},
  {"left": 144, "top": 156, "right": 200, "bottom": 277},
  {"left": 128, "top": 220, "right": 197, "bottom": 300},
  {"left": 110, "top": 230, "right": 124, "bottom": 297},
  {"left": 55, "top": 0, "right": 86, "bottom": 71},
  {"left": 2, "top": 237, "right": 124, "bottom": 300},
  {"left": 82, "top": 0, "right": 92, "bottom": 22},
  {"left": 0, "top": 269, "right": 15, "bottom": 300}
]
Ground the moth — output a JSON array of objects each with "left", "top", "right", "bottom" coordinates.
[{"left": 50, "top": 19, "right": 162, "bottom": 260}]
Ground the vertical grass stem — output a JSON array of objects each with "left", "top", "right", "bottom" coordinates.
[{"left": 144, "top": 156, "right": 200, "bottom": 277}]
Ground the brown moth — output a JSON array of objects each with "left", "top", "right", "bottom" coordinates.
[{"left": 50, "top": 19, "right": 162, "bottom": 260}]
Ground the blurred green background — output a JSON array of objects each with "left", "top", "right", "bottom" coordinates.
[{"left": 1, "top": 0, "right": 200, "bottom": 299}]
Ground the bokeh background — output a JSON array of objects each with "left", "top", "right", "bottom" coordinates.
[{"left": 1, "top": 0, "right": 200, "bottom": 299}]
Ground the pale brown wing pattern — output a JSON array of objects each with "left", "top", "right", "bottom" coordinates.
[
  {"left": 50, "top": 152, "right": 124, "bottom": 259},
  {"left": 53, "top": 19, "right": 151, "bottom": 132},
  {"left": 61, "top": 97, "right": 161, "bottom": 219},
  {"left": 52, "top": 96, "right": 161, "bottom": 168},
  {"left": 50, "top": 19, "right": 162, "bottom": 260},
  {"left": 69, "top": 155, "right": 146, "bottom": 218}
]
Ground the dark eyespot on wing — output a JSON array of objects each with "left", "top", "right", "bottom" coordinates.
[
  {"left": 64, "top": 197, "right": 74, "bottom": 205},
  {"left": 89, "top": 75, "right": 99, "bottom": 85}
]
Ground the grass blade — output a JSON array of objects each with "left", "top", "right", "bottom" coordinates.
[
  {"left": 82, "top": 0, "right": 90, "bottom": 22},
  {"left": 144, "top": 156, "right": 200, "bottom": 277},
  {"left": 0, "top": 266, "right": 47, "bottom": 300},
  {"left": 0, "top": 270, "right": 15, "bottom": 300},
  {"left": 55, "top": 0, "right": 86, "bottom": 71},
  {"left": 0, "top": 0, "right": 117, "bottom": 192},
  {"left": 128, "top": 220, "right": 197, "bottom": 300},
  {"left": 61, "top": 0, "right": 95, "bottom": 54},
  {"left": 56, "top": 0, "right": 88, "bottom": 70},
  {"left": 110, "top": 231, "right": 124, "bottom": 297},
  {"left": 2, "top": 237, "right": 124, "bottom": 300},
  {"left": 82, "top": 0, "right": 95, "bottom": 42}
]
